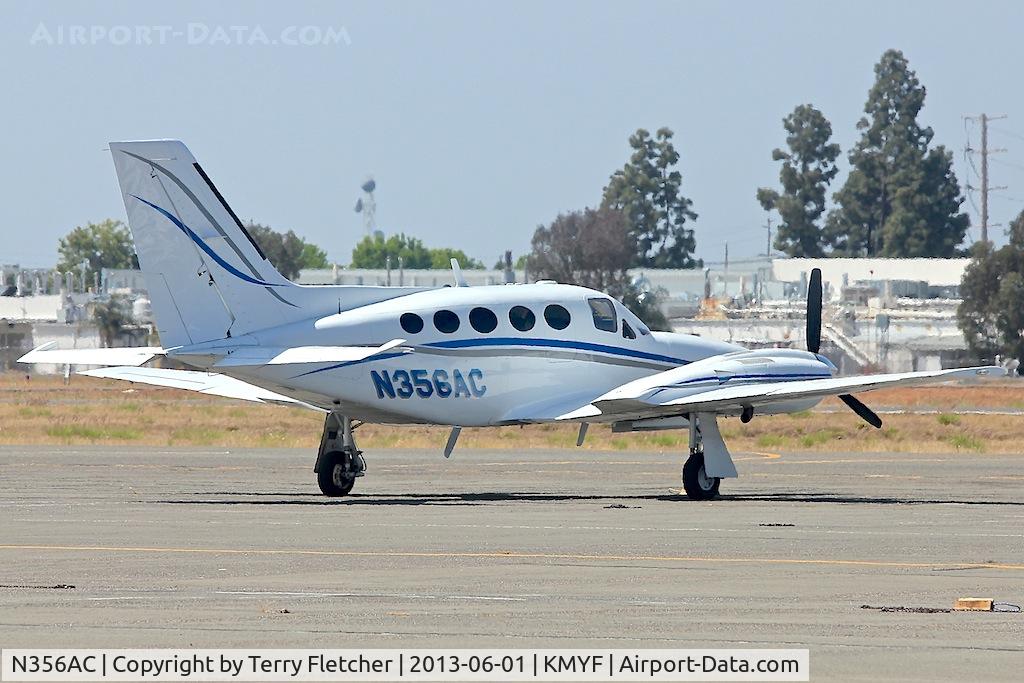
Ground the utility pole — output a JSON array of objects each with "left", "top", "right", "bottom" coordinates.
[
  {"left": 764, "top": 215, "right": 773, "bottom": 258},
  {"left": 723, "top": 241, "right": 729, "bottom": 300},
  {"left": 965, "top": 113, "right": 1008, "bottom": 243}
]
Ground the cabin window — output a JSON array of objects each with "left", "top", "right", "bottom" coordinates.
[
  {"left": 622, "top": 320, "right": 636, "bottom": 339},
  {"left": 433, "top": 309, "right": 460, "bottom": 334},
  {"left": 469, "top": 307, "right": 498, "bottom": 333},
  {"left": 588, "top": 298, "right": 617, "bottom": 333},
  {"left": 400, "top": 312, "right": 424, "bottom": 334},
  {"left": 544, "top": 304, "right": 571, "bottom": 330},
  {"left": 509, "top": 305, "right": 535, "bottom": 331}
]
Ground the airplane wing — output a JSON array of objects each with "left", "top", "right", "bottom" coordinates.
[
  {"left": 78, "top": 366, "right": 323, "bottom": 411},
  {"left": 20, "top": 340, "right": 409, "bottom": 370},
  {"left": 558, "top": 366, "right": 1004, "bottom": 421},
  {"left": 210, "top": 339, "right": 409, "bottom": 368},
  {"left": 18, "top": 342, "right": 164, "bottom": 367}
]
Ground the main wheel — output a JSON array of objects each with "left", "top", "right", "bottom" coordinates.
[
  {"left": 682, "top": 453, "right": 720, "bottom": 500},
  {"left": 317, "top": 450, "right": 356, "bottom": 497}
]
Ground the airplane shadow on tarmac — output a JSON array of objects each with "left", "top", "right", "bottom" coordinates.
[{"left": 152, "top": 491, "right": 1024, "bottom": 507}]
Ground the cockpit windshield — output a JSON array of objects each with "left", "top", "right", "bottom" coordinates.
[{"left": 588, "top": 298, "right": 617, "bottom": 333}]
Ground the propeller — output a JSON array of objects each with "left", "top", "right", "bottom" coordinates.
[
  {"left": 805, "top": 267, "right": 883, "bottom": 429},
  {"left": 838, "top": 393, "right": 883, "bottom": 429},
  {"left": 806, "top": 268, "right": 822, "bottom": 354}
]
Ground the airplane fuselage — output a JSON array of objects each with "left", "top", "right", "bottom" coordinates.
[{"left": 172, "top": 282, "right": 827, "bottom": 426}]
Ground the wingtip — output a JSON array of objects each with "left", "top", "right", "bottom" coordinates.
[
  {"left": 970, "top": 366, "right": 1008, "bottom": 378},
  {"left": 17, "top": 341, "right": 57, "bottom": 364}
]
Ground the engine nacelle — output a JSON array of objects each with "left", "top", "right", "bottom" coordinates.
[{"left": 594, "top": 348, "right": 836, "bottom": 413}]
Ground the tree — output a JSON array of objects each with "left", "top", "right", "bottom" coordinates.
[
  {"left": 92, "top": 295, "right": 130, "bottom": 348},
  {"left": 57, "top": 219, "right": 138, "bottom": 285},
  {"left": 826, "top": 49, "right": 969, "bottom": 257},
  {"left": 602, "top": 127, "right": 700, "bottom": 268},
  {"left": 350, "top": 233, "right": 433, "bottom": 268},
  {"left": 428, "top": 248, "right": 484, "bottom": 270},
  {"left": 493, "top": 254, "right": 529, "bottom": 270},
  {"left": 957, "top": 210, "right": 1024, "bottom": 368},
  {"left": 619, "top": 282, "right": 670, "bottom": 332},
  {"left": 526, "top": 207, "right": 669, "bottom": 329},
  {"left": 300, "top": 242, "right": 329, "bottom": 270},
  {"left": 350, "top": 233, "right": 484, "bottom": 269},
  {"left": 757, "top": 105, "right": 840, "bottom": 257},
  {"left": 246, "top": 223, "right": 328, "bottom": 280},
  {"left": 527, "top": 208, "right": 634, "bottom": 293}
]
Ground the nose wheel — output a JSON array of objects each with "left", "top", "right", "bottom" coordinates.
[{"left": 682, "top": 451, "right": 720, "bottom": 500}]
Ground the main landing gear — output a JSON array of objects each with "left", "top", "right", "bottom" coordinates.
[
  {"left": 314, "top": 412, "right": 366, "bottom": 497},
  {"left": 682, "top": 452, "right": 720, "bottom": 500},
  {"left": 681, "top": 413, "right": 724, "bottom": 501}
]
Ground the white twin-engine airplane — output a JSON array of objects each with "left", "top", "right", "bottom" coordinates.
[{"left": 20, "top": 140, "right": 1004, "bottom": 499}]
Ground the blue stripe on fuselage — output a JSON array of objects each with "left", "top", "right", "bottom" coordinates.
[
  {"left": 289, "top": 338, "right": 686, "bottom": 379},
  {"left": 423, "top": 337, "right": 688, "bottom": 365}
]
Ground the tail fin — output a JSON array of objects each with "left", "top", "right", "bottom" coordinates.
[{"left": 110, "top": 140, "right": 302, "bottom": 347}]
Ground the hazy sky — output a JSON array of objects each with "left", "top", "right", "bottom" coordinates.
[{"left": 3, "top": 1, "right": 1024, "bottom": 268}]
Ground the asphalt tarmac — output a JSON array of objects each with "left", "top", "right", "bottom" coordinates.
[{"left": 1, "top": 445, "right": 1022, "bottom": 680}]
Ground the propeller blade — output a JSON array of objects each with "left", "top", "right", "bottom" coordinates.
[
  {"left": 806, "top": 268, "right": 822, "bottom": 354},
  {"left": 839, "top": 393, "right": 882, "bottom": 429}
]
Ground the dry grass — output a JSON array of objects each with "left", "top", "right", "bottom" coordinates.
[{"left": 1, "top": 373, "right": 1022, "bottom": 453}]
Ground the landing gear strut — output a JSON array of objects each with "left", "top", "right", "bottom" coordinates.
[
  {"left": 314, "top": 412, "right": 366, "bottom": 497},
  {"left": 682, "top": 413, "right": 721, "bottom": 500}
]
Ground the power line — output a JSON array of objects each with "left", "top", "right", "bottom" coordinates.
[
  {"left": 962, "top": 121, "right": 983, "bottom": 223},
  {"left": 991, "top": 157, "right": 1024, "bottom": 173},
  {"left": 964, "top": 113, "right": 1008, "bottom": 243},
  {"left": 991, "top": 126, "right": 1024, "bottom": 143}
]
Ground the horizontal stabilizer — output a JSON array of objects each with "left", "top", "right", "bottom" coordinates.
[
  {"left": 211, "top": 339, "right": 408, "bottom": 368},
  {"left": 79, "top": 366, "right": 322, "bottom": 410},
  {"left": 19, "top": 342, "right": 164, "bottom": 367}
]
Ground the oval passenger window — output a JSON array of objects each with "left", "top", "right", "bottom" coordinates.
[
  {"left": 469, "top": 307, "right": 498, "bottom": 333},
  {"left": 433, "top": 310, "right": 460, "bottom": 334},
  {"left": 400, "top": 312, "right": 423, "bottom": 334},
  {"left": 544, "top": 304, "right": 571, "bottom": 330},
  {"left": 509, "top": 305, "right": 536, "bottom": 331}
]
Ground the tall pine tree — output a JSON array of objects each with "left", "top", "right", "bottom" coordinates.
[
  {"left": 757, "top": 104, "right": 840, "bottom": 257},
  {"left": 602, "top": 128, "right": 700, "bottom": 268},
  {"left": 827, "top": 49, "right": 968, "bottom": 257}
]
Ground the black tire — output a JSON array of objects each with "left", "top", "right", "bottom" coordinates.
[
  {"left": 682, "top": 453, "right": 720, "bottom": 500},
  {"left": 317, "top": 450, "right": 356, "bottom": 497}
]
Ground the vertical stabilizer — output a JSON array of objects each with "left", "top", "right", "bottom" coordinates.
[{"left": 110, "top": 140, "right": 299, "bottom": 347}]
